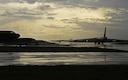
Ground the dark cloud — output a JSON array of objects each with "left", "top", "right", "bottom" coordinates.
[
  {"left": 49, "top": 0, "right": 128, "bottom": 9},
  {"left": 0, "top": 0, "right": 9, "bottom": 3},
  {"left": 0, "top": 1, "right": 54, "bottom": 20},
  {"left": 1, "top": 0, "right": 128, "bottom": 9},
  {"left": 47, "top": 17, "right": 54, "bottom": 20},
  {"left": 97, "top": 0, "right": 128, "bottom": 8},
  {"left": 0, "top": 9, "right": 42, "bottom": 20},
  {"left": 25, "top": 0, "right": 37, "bottom": 3},
  {"left": 37, "top": 4, "right": 51, "bottom": 10},
  {"left": 106, "top": 9, "right": 128, "bottom": 28}
]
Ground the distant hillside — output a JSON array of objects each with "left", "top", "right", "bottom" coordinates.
[{"left": 70, "top": 38, "right": 128, "bottom": 42}]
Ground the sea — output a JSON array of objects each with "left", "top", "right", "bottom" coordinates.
[{"left": 0, "top": 42, "right": 128, "bottom": 66}]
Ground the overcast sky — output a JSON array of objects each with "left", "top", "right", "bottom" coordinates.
[{"left": 0, "top": 0, "right": 128, "bottom": 40}]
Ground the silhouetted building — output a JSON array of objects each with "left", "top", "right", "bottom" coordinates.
[{"left": 0, "top": 31, "right": 20, "bottom": 43}]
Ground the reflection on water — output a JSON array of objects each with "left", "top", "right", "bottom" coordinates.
[
  {"left": 0, "top": 52, "right": 20, "bottom": 66},
  {"left": 0, "top": 52, "right": 128, "bottom": 66}
]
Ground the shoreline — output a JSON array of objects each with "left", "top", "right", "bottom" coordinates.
[{"left": 0, "top": 46, "right": 127, "bottom": 52}]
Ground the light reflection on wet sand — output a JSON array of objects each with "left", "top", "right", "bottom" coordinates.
[{"left": 0, "top": 52, "right": 128, "bottom": 66}]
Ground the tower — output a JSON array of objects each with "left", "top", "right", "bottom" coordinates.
[{"left": 104, "top": 27, "right": 106, "bottom": 38}]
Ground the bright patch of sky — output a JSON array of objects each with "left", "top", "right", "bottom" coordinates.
[{"left": 0, "top": 0, "right": 128, "bottom": 40}]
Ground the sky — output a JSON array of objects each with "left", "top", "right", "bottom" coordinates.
[{"left": 0, "top": 0, "right": 128, "bottom": 40}]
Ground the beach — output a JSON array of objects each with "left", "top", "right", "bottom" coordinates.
[{"left": 0, "top": 43, "right": 128, "bottom": 79}]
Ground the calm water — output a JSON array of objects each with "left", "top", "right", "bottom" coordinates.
[{"left": 0, "top": 42, "right": 128, "bottom": 66}]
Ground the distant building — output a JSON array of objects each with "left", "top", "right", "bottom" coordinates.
[{"left": 16, "top": 38, "right": 36, "bottom": 45}]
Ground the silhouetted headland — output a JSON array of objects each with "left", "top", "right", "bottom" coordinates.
[
  {"left": 0, "top": 31, "right": 127, "bottom": 52},
  {"left": 54, "top": 27, "right": 128, "bottom": 45},
  {"left": 0, "top": 31, "right": 20, "bottom": 43}
]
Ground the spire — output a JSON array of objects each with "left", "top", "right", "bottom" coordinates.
[{"left": 104, "top": 27, "right": 106, "bottom": 38}]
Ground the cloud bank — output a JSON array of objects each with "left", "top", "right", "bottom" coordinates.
[{"left": 0, "top": 0, "right": 128, "bottom": 40}]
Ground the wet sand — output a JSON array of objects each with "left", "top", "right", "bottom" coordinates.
[{"left": 0, "top": 46, "right": 127, "bottom": 52}]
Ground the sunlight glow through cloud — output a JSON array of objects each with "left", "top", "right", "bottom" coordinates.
[{"left": 0, "top": 0, "right": 128, "bottom": 40}]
